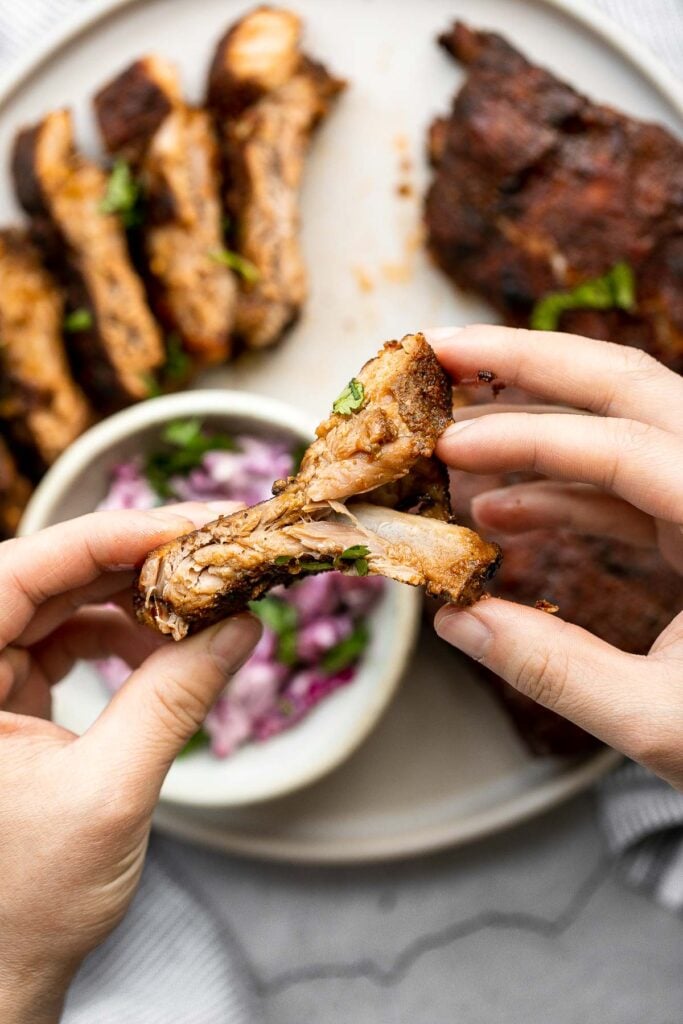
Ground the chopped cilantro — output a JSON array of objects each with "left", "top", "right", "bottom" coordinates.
[
  {"left": 177, "top": 729, "right": 210, "bottom": 758},
  {"left": 531, "top": 262, "right": 636, "bottom": 331},
  {"left": 162, "top": 332, "right": 191, "bottom": 382},
  {"left": 275, "top": 555, "right": 292, "bottom": 565},
  {"left": 291, "top": 440, "right": 309, "bottom": 474},
  {"left": 339, "top": 545, "right": 369, "bottom": 560},
  {"left": 63, "top": 307, "right": 93, "bottom": 333},
  {"left": 141, "top": 372, "right": 162, "bottom": 398},
  {"left": 99, "top": 159, "right": 142, "bottom": 227},
  {"left": 209, "top": 248, "right": 260, "bottom": 283},
  {"left": 322, "top": 622, "right": 370, "bottom": 673},
  {"left": 332, "top": 378, "right": 365, "bottom": 416},
  {"left": 298, "top": 560, "right": 334, "bottom": 572},
  {"left": 249, "top": 596, "right": 298, "bottom": 666},
  {"left": 354, "top": 557, "right": 369, "bottom": 577},
  {"left": 145, "top": 418, "right": 237, "bottom": 499}
]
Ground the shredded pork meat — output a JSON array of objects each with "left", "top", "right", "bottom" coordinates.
[{"left": 136, "top": 333, "right": 500, "bottom": 638}]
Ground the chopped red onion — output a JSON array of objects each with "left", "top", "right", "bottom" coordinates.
[{"left": 95, "top": 426, "right": 384, "bottom": 758}]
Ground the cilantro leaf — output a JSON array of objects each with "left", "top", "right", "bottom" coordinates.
[
  {"left": 162, "top": 332, "right": 191, "bottom": 382},
  {"left": 248, "top": 596, "right": 298, "bottom": 666},
  {"left": 177, "top": 729, "right": 210, "bottom": 758},
  {"left": 63, "top": 307, "right": 93, "bottom": 333},
  {"left": 332, "top": 378, "right": 365, "bottom": 416},
  {"left": 144, "top": 418, "right": 237, "bottom": 499},
  {"left": 322, "top": 622, "right": 370, "bottom": 673},
  {"left": 530, "top": 262, "right": 636, "bottom": 332},
  {"left": 99, "top": 159, "right": 142, "bottom": 227},
  {"left": 208, "top": 248, "right": 260, "bottom": 283},
  {"left": 339, "top": 545, "right": 369, "bottom": 560},
  {"left": 291, "top": 441, "right": 309, "bottom": 474}
]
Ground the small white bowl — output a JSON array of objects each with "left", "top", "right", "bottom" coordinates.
[{"left": 19, "top": 391, "right": 421, "bottom": 807}]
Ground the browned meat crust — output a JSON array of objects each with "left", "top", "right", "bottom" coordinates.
[
  {"left": 0, "top": 230, "right": 92, "bottom": 473},
  {"left": 95, "top": 57, "right": 237, "bottom": 365},
  {"left": 207, "top": 7, "right": 345, "bottom": 349},
  {"left": 425, "top": 22, "right": 683, "bottom": 373},
  {"left": 12, "top": 109, "right": 164, "bottom": 408},
  {"left": 206, "top": 5, "right": 302, "bottom": 118},
  {"left": 135, "top": 333, "right": 500, "bottom": 638},
  {"left": 0, "top": 436, "right": 32, "bottom": 539},
  {"left": 486, "top": 531, "right": 683, "bottom": 756}
]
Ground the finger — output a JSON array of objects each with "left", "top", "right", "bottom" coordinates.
[
  {"left": 434, "top": 598, "right": 680, "bottom": 769},
  {"left": 426, "top": 325, "right": 683, "bottom": 434},
  {"left": 81, "top": 613, "right": 261, "bottom": 806},
  {"left": 472, "top": 481, "right": 656, "bottom": 548},
  {"left": 437, "top": 412, "right": 683, "bottom": 523},
  {"left": 31, "top": 606, "right": 166, "bottom": 686},
  {"left": 0, "top": 501, "right": 238, "bottom": 648}
]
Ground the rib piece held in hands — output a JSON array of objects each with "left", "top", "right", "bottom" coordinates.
[
  {"left": 207, "top": 6, "right": 345, "bottom": 349},
  {"left": 136, "top": 333, "right": 501, "bottom": 638},
  {"left": 12, "top": 109, "right": 164, "bottom": 408},
  {"left": 94, "top": 56, "right": 237, "bottom": 365},
  {"left": 0, "top": 229, "right": 92, "bottom": 472}
]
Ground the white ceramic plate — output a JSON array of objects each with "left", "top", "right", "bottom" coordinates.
[
  {"left": 20, "top": 391, "right": 421, "bottom": 806},
  {"left": 4, "top": 0, "right": 679, "bottom": 860}
]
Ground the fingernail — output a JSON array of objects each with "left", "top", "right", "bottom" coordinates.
[
  {"left": 423, "top": 326, "right": 464, "bottom": 345},
  {"left": 207, "top": 500, "right": 243, "bottom": 515},
  {"left": 440, "top": 418, "right": 477, "bottom": 439},
  {"left": 210, "top": 614, "right": 262, "bottom": 672},
  {"left": 434, "top": 608, "right": 491, "bottom": 658}
]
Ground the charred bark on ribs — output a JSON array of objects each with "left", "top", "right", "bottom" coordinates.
[
  {"left": 0, "top": 229, "right": 91, "bottom": 474},
  {"left": 136, "top": 333, "right": 501, "bottom": 639},
  {"left": 12, "top": 110, "right": 164, "bottom": 409},
  {"left": 94, "top": 56, "right": 237, "bottom": 366},
  {"left": 425, "top": 22, "right": 683, "bottom": 373},
  {"left": 206, "top": 6, "right": 345, "bottom": 349}
]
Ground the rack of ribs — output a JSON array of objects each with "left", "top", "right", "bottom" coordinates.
[
  {"left": 425, "top": 21, "right": 683, "bottom": 373},
  {"left": 0, "top": 229, "right": 92, "bottom": 473},
  {"left": 94, "top": 55, "right": 237, "bottom": 366},
  {"left": 12, "top": 109, "right": 164, "bottom": 409},
  {"left": 136, "top": 332, "right": 501, "bottom": 639},
  {"left": 206, "top": 6, "right": 345, "bottom": 349}
]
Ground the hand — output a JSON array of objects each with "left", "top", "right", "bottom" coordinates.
[
  {"left": 0, "top": 504, "right": 260, "bottom": 1024},
  {"left": 426, "top": 325, "right": 683, "bottom": 790}
]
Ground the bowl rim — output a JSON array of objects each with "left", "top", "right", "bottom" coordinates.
[{"left": 19, "top": 389, "right": 421, "bottom": 807}]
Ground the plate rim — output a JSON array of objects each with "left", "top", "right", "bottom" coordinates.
[
  {"left": 0, "top": 0, "right": 680, "bottom": 118},
  {"left": 152, "top": 748, "right": 623, "bottom": 864},
  {"left": 0, "top": 0, "right": 671, "bottom": 861}
]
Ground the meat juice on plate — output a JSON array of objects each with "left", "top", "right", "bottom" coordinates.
[{"left": 96, "top": 419, "right": 383, "bottom": 758}]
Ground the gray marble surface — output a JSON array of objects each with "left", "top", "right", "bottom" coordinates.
[{"left": 154, "top": 794, "right": 683, "bottom": 1023}]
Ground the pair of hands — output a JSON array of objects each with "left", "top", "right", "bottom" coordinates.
[{"left": 1, "top": 325, "right": 681, "bottom": 1022}]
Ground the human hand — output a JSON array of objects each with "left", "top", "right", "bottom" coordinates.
[
  {"left": 427, "top": 325, "right": 683, "bottom": 790},
  {"left": 0, "top": 504, "right": 260, "bottom": 1024}
]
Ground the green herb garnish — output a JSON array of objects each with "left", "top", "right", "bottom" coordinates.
[
  {"left": 530, "top": 262, "right": 636, "bottom": 332},
  {"left": 162, "top": 332, "right": 191, "bottom": 382},
  {"left": 142, "top": 373, "right": 162, "bottom": 398},
  {"left": 145, "top": 418, "right": 236, "bottom": 499},
  {"left": 248, "top": 596, "right": 298, "bottom": 666},
  {"left": 354, "top": 558, "right": 369, "bottom": 577},
  {"left": 291, "top": 441, "right": 308, "bottom": 474},
  {"left": 63, "top": 307, "right": 93, "bottom": 333},
  {"left": 339, "top": 545, "right": 369, "bottom": 561},
  {"left": 332, "top": 378, "right": 365, "bottom": 416},
  {"left": 275, "top": 555, "right": 292, "bottom": 565},
  {"left": 298, "top": 560, "right": 334, "bottom": 572},
  {"left": 209, "top": 248, "right": 260, "bottom": 284},
  {"left": 322, "top": 622, "right": 370, "bottom": 674},
  {"left": 178, "top": 729, "right": 210, "bottom": 758},
  {"left": 99, "top": 159, "right": 142, "bottom": 227}
]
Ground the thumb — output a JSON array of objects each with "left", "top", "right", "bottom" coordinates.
[
  {"left": 82, "top": 613, "right": 261, "bottom": 804},
  {"left": 434, "top": 598, "right": 655, "bottom": 755}
]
